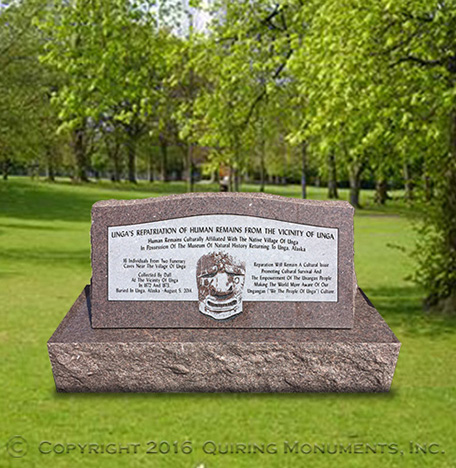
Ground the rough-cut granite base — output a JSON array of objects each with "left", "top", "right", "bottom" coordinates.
[{"left": 48, "top": 286, "right": 400, "bottom": 393}]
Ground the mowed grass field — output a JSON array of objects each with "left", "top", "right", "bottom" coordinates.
[{"left": 1, "top": 177, "right": 455, "bottom": 468}]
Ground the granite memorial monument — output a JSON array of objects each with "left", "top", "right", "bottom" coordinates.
[{"left": 48, "top": 192, "right": 400, "bottom": 392}]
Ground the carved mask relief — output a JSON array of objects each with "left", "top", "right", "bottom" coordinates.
[{"left": 196, "top": 251, "right": 246, "bottom": 320}]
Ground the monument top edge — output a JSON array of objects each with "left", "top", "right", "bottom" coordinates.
[{"left": 92, "top": 192, "right": 354, "bottom": 211}]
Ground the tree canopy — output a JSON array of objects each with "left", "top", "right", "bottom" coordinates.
[{"left": 2, "top": 0, "right": 456, "bottom": 310}]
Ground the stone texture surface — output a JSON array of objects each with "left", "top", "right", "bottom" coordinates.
[
  {"left": 90, "top": 193, "right": 356, "bottom": 329},
  {"left": 48, "top": 286, "right": 400, "bottom": 393}
]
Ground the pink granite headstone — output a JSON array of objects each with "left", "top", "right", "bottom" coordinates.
[
  {"left": 48, "top": 193, "right": 400, "bottom": 393},
  {"left": 90, "top": 193, "right": 356, "bottom": 329}
]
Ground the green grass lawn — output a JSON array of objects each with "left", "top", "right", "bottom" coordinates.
[{"left": 1, "top": 177, "right": 455, "bottom": 468}]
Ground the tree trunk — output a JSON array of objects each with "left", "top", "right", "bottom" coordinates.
[
  {"left": 327, "top": 153, "right": 338, "bottom": 199},
  {"left": 127, "top": 138, "right": 136, "bottom": 184},
  {"left": 424, "top": 173, "right": 433, "bottom": 202},
  {"left": 74, "top": 127, "right": 89, "bottom": 183},
  {"left": 228, "top": 166, "right": 234, "bottom": 192},
  {"left": 2, "top": 157, "right": 10, "bottom": 180},
  {"left": 349, "top": 165, "right": 362, "bottom": 209},
  {"left": 259, "top": 139, "right": 266, "bottom": 193},
  {"left": 233, "top": 143, "right": 241, "bottom": 192},
  {"left": 430, "top": 111, "right": 456, "bottom": 312},
  {"left": 301, "top": 141, "right": 307, "bottom": 199},
  {"left": 374, "top": 177, "right": 388, "bottom": 205},
  {"left": 159, "top": 135, "right": 168, "bottom": 182},
  {"left": 148, "top": 167, "right": 155, "bottom": 183},
  {"left": 46, "top": 149, "right": 55, "bottom": 182},
  {"left": 233, "top": 167, "right": 240, "bottom": 192},
  {"left": 233, "top": 168, "right": 241, "bottom": 192},
  {"left": 148, "top": 144, "right": 154, "bottom": 183},
  {"left": 403, "top": 162, "right": 414, "bottom": 202},
  {"left": 283, "top": 145, "right": 288, "bottom": 185},
  {"left": 187, "top": 144, "right": 194, "bottom": 192},
  {"left": 105, "top": 135, "right": 122, "bottom": 182},
  {"left": 112, "top": 141, "right": 122, "bottom": 182},
  {"left": 112, "top": 150, "right": 121, "bottom": 182},
  {"left": 208, "top": 169, "right": 217, "bottom": 184}
]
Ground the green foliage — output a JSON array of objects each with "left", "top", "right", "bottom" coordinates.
[
  {"left": 373, "top": 0, "right": 456, "bottom": 307},
  {"left": 0, "top": 0, "right": 63, "bottom": 176},
  {"left": 40, "top": 0, "right": 168, "bottom": 136},
  {"left": 412, "top": 173, "right": 456, "bottom": 312},
  {"left": 187, "top": 1, "right": 299, "bottom": 186},
  {"left": 4, "top": 0, "right": 456, "bottom": 306}
]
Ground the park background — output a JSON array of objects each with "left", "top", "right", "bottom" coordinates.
[{"left": 1, "top": 1, "right": 456, "bottom": 467}]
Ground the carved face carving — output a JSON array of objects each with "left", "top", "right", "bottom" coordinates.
[{"left": 196, "top": 251, "right": 246, "bottom": 320}]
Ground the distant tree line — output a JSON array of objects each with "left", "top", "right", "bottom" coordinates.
[
  {"left": 2, "top": 0, "right": 456, "bottom": 312},
  {"left": 0, "top": 0, "right": 429, "bottom": 201}
]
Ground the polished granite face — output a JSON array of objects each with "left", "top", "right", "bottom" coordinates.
[
  {"left": 90, "top": 193, "right": 356, "bottom": 329},
  {"left": 48, "top": 286, "right": 400, "bottom": 393}
]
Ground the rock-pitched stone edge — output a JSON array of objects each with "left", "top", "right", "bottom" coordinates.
[{"left": 48, "top": 286, "right": 400, "bottom": 393}]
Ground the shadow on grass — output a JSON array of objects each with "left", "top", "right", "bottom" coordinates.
[
  {"left": 0, "top": 178, "right": 228, "bottom": 222},
  {"left": 1, "top": 177, "right": 424, "bottom": 224},
  {"left": 362, "top": 286, "right": 456, "bottom": 336},
  {"left": 0, "top": 221, "right": 67, "bottom": 231},
  {"left": 1, "top": 180, "right": 93, "bottom": 223},
  {"left": 51, "top": 388, "right": 399, "bottom": 401},
  {"left": 0, "top": 178, "right": 157, "bottom": 222},
  {"left": 0, "top": 271, "right": 21, "bottom": 279},
  {"left": 0, "top": 248, "right": 90, "bottom": 266}
]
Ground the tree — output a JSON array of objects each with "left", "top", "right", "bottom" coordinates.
[
  {"left": 377, "top": 0, "right": 456, "bottom": 311},
  {"left": 40, "top": 0, "right": 166, "bottom": 183},
  {"left": 0, "top": 0, "right": 60, "bottom": 180},
  {"left": 291, "top": 0, "right": 456, "bottom": 309},
  {"left": 186, "top": 1, "right": 299, "bottom": 192}
]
